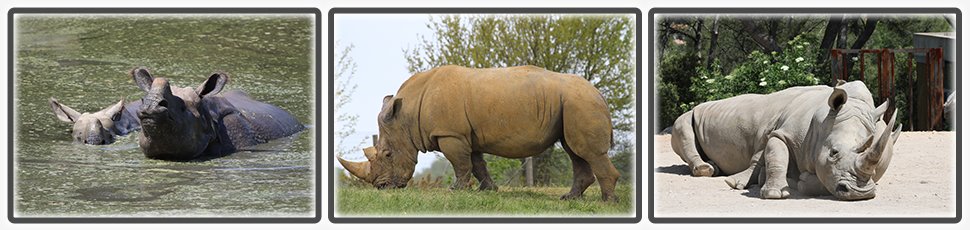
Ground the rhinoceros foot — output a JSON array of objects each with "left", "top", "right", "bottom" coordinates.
[
  {"left": 478, "top": 182, "right": 498, "bottom": 191},
  {"left": 691, "top": 162, "right": 718, "bottom": 177},
  {"left": 560, "top": 192, "right": 584, "bottom": 200},
  {"left": 760, "top": 185, "right": 791, "bottom": 199}
]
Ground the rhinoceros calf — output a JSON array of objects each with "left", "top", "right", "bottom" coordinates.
[
  {"left": 49, "top": 97, "right": 141, "bottom": 145},
  {"left": 671, "top": 80, "right": 901, "bottom": 200},
  {"left": 130, "top": 67, "right": 304, "bottom": 161},
  {"left": 339, "top": 65, "right": 620, "bottom": 201}
]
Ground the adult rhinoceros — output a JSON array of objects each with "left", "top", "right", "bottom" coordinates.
[
  {"left": 131, "top": 67, "right": 304, "bottom": 161},
  {"left": 670, "top": 80, "right": 901, "bottom": 201},
  {"left": 338, "top": 65, "right": 620, "bottom": 201}
]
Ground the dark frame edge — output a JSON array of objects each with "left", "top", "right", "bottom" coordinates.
[
  {"left": 647, "top": 7, "right": 962, "bottom": 224},
  {"left": 327, "top": 7, "right": 642, "bottom": 224},
  {"left": 6, "top": 7, "right": 323, "bottom": 224}
]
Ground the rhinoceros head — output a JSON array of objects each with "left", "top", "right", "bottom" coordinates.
[
  {"left": 49, "top": 97, "right": 127, "bottom": 145},
  {"left": 131, "top": 67, "right": 227, "bottom": 160},
  {"left": 813, "top": 85, "right": 901, "bottom": 201},
  {"left": 338, "top": 95, "right": 417, "bottom": 189}
]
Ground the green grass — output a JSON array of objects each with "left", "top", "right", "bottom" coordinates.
[{"left": 335, "top": 184, "right": 634, "bottom": 217}]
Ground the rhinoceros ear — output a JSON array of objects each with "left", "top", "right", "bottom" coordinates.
[
  {"left": 104, "top": 98, "right": 126, "bottom": 122},
  {"left": 49, "top": 97, "right": 81, "bottom": 123},
  {"left": 872, "top": 101, "right": 890, "bottom": 122},
  {"left": 197, "top": 72, "right": 229, "bottom": 97},
  {"left": 828, "top": 87, "right": 847, "bottom": 111},
  {"left": 131, "top": 67, "right": 154, "bottom": 93},
  {"left": 380, "top": 95, "right": 402, "bottom": 122}
]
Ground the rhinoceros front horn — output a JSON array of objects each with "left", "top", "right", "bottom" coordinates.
[
  {"left": 338, "top": 157, "right": 372, "bottom": 183},
  {"left": 856, "top": 108, "right": 899, "bottom": 178}
]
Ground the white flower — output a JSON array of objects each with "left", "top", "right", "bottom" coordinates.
[
  {"left": 803, "top": 42, "right": 810, "bottom": 45},
  {"left": 700, "top": 75, "right": 707, "bottom": 79},
  {"left": 759, "top": 81, "right": 767, "bottom": 86},
  {"left": 763, "top": 60, "right": 769, "bottom": 64},
  {"left": 706, "top": 79, "right": 715, "bottom": 83},
  {"left": 796, "top": 45, "right": 804, "bottom": 49},
  {"left": 725, "top": 75, "right": 734, "bottom": 80},
  {"left": 708, "top": 89, "right": 715, "bottom": 93},
  {"left": 781, "top": 65, "right": 790, "bottom": 71},
  {"left": 795, "top": 57, "right": 805, "bottom": 63},
  {"left": 759, "top": 77, "right": 765, "bottom": 82},
  {"left": 852, "top": 56, "right": 859, "bottom": 61},
  {"left": 778, "top": 80, "right": 787, "bottom": 85}
]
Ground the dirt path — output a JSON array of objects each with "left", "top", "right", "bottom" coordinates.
[{"left": 653, "top": 132, "right": 957, "bottom": 217}]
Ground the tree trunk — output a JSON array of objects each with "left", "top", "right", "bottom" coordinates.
[
  {"left": 706, "top": 15, "right": 720, "bottom": 69},
  {"left": 525, "top": 157, "right": 534, "bottom": 186},
  {"left": 741, "top": 19, "right": 782, "bottom": 54}
]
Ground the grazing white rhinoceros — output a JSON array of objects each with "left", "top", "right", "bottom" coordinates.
[
  {"left": 338, "top": 65, "right": 620, "bottom": 201},
  {"left": 671, "top": 80, "right": 901, "bottom": 200}
]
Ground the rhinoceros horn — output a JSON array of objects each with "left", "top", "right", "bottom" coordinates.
[
  {"left": 856, "top": 108, "right": 900, "bottom": 178},
  {"left": 337, "top": 147, "right": 378, "bottom": 183}
]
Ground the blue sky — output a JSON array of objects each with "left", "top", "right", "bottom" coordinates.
[{"left": 333, "top": 14, "right": 443, "bottom": 173}]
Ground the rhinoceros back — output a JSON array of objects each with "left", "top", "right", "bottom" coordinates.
[
  {"left": 397, "top": 65, "right": 612, "bottom": 158},
  {"left": 214, "top": 90, "right": 304, "bottom": 147}
]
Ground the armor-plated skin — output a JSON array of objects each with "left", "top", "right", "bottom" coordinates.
[{"left": 131, "top": 67, "right": 304, "bottom": 161}]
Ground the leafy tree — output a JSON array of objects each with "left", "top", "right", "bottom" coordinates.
[
  {"left": 404, "top": 15, "right": 636, "bottom": 186},
  {"left": 657, "top": 15, "right": 953, "bottom": 132},
  {"left": 335, "top": 43, "right": 366, "bottom": 158}
]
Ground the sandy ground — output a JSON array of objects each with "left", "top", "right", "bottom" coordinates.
[{"left": 653, "top": 132, "right": 957, "bottom": 218}]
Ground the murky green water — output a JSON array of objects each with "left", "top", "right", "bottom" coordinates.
[{"left": 13, "top": 15, "right": 315, "bottom": 217}]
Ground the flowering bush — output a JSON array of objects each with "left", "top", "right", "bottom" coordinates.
[{"left": 690, "top": 34, "right": 822, "bottom": 104}]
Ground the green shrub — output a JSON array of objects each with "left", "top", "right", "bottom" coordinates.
[{"left": 691, "top": 34, "right": 822, "bottom": 104}]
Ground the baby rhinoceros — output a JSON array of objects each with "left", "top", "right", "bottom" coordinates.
[
  {"left": 49, "top": 97, "right": 141, "bottom": 145},
  {"left": 130, "top": 67, "right": 304, "bottom": 161},
  {"left": 671, "top": 80, "right": 901, "bottom": 201}
]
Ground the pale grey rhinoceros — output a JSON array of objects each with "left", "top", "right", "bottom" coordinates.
[
  {"left": 671, "top": 80, "right": 901, "bottom": 200},
  {"left": 338, "top": 65, "right": 620, "bottom": 201},
  {"left": 49, "top": 97, "right": 141, "bottom": 145}
]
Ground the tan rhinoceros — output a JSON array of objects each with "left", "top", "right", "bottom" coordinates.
[
  {"left": 670, "top": 80, "right": 901, "bottom": 201},
  {"left": 338, "top": 65, "right": 620, "bottom": 201}
]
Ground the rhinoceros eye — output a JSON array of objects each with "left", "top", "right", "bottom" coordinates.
[{"left": 829, "top": 150, "right": 839, "bottom": 158}]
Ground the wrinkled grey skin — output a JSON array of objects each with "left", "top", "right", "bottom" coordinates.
[
  {"left": 131, "top": 67, "right": 304, "bottom": 161},
  {"left": 49, "top": 97, "right": 141, "bottom": 145},
  {"left": 671, "top": 81, "right": 901, "bottom": 201}
]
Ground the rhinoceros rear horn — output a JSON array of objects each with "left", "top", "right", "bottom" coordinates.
[
  {"left": 338, "top": 156, "right": 372, "bottom": 183},
  {"left": 857, "top": 108, "right": 898, "bottom": 177}
]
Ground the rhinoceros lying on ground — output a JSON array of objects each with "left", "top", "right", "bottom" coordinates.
[
  {"left": 49, "top": 97, "right": 141, "bottom": 145},
  {"left": 671, "top": 80, "right": 901, "bottom": 200},
  {"left": 131, "top": 67, "right": 304, "bottom": 161},
  {"left": 338, "top": 65, "right": 620, "bottom": 201}
]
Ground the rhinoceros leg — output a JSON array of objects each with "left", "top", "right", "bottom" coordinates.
[
  {"left": 671, "top": 111, "right": 718, "bottom": 177},
  {"left": 760, "top": 136, "right": 792, "bottom": 199},
  {"left": 439, "top": 136, "right": 475, "bottom": 190},
  {"left": 795, "top": 172, "right": 830, "bottom": 196},
  {"left": 559, "top": 142, "right": 596, "bottom": 200},
  {"left": 471, "top": 152, "right": 498, "bottom": 191},
  {"left": 725, "top": 150, "right": 763, "bottom": 189}
]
